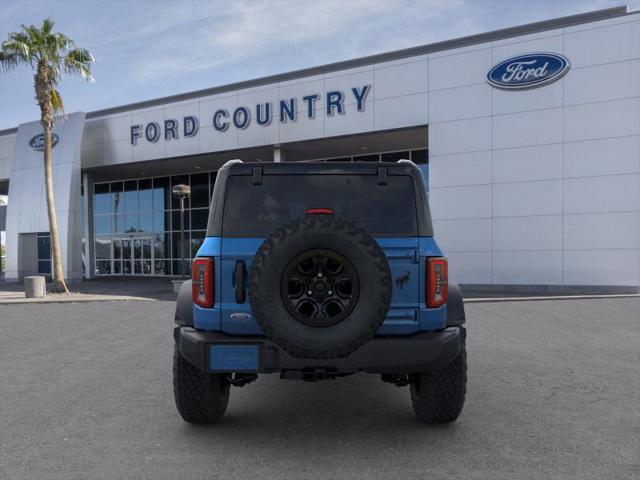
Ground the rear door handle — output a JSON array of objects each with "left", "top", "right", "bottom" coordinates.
[
  {"left": 234, "top": 261, "right": 246, "bottom": 304},
  {"left": 386, "top": 251, "right": 419, "bottom": 263}
]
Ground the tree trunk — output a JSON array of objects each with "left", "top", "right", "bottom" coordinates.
[
  {"left": 36, "top": 63, "right": 69, "bottom": 294},
  {"left": 43, "top": 122, "right": 69, "bottom": 293}
]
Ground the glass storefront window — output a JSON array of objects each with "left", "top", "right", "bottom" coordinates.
[
  {"left": 153, "top": 177, "right": 170, "bottom": 211},
  {"left": 112, "top": 214, "right": 124, "bottom": 234},
  {"left": 94, "top": 184, "right": 110, "bottom": 214},
  {"left": 411, "top": 149, "right": 428, "bottom": 164},
  {"left": 111, "top": 182, "right": 123, "bottom": 215},
  {"left": 113, "top": 238, "right": 122, "bottom": 260},
  {"left": 153, "top": 211, "right": 168, "bottom": 232},
  {"left": 191, "top": 209, "right": 208, "bottom": 230},
  {"left": 95, "top": 236, "right": 111, "bottom": 259},
  {"left": 382, "top": 151, "right": 410, "bottom": 162},
  {"left": 353, "top": 154, "right": 380, "bottom": 162},
  {"left": 172, "top": 260, "right": 189, "bottom": 277},
  {"left": 139, "top": 212, "right": 153, "bottom": 232},
  {"left": 154, "top": 260, "right": 170, "bottom": 275},
  {"left": 139, "top": 179, "right": 153, "bottom": 212},
  {"left": 171, "top": 232, "right": 187, "bottom": 259},
  {"left": 190, "top": 173, "right": 209, "bottom": 208},
  {"left": 124, "top": 213, "right": 139, "bottom": 232},
  {"left": 190, "top": 231, "right": 205, "bottom": 257},
  {"left": 124, "top": 180, "right": 138, "bottom": 213},
  {"left": 153, "top": 233, "right": 168, "bottom": 259},
  {"left": 96, "top": 260, "right": 111, "bottom": 275},
  {"left": 95, "top": 215, "right": 110, "bottom": 235},
  {"left": 172, "top": 210, "right": 190, "bottom": 231}
]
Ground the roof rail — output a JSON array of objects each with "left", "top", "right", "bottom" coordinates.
[
  {"left": 222, "top": 159, "right": 243, "bottom": 168},
  {"left": 398, "top": 159, "right": 418, "bottom": 167}
]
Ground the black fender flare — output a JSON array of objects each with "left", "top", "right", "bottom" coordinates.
[
  {"left": 175, "top": 280, "right": 194, "bottom": 327},
  {"left": 446, "top": 281, "right": 465, "bottom": 327}
]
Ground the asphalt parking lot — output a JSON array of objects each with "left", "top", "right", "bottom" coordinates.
[{"left": 1, "top": 298, "right": 638, "bottom": 480}]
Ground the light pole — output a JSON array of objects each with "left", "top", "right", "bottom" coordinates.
[{"left": 172, "top": 184, "right": 191, "bottom": 278}]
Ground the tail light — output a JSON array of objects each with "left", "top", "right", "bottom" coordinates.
[
  {"left": 305, "top": 208, "right": 335, "bottom": 215},
  {"left": 192, "top": 257, "right": 214, "bottom": 308},
  {"left": 427, "top": 257, "right": 448, "bottom": 308}
]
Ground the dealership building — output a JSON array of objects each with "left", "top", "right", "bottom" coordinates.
[{"left": 0, "top": 5, "right": 639, "bottom": 292}]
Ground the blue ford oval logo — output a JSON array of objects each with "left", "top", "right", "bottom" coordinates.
[
  {"left": 29, "top": 133, "right": 59, "bottom": 151},
  {"left": 487, "top": 53, "right": 570, "bottom": 90}
]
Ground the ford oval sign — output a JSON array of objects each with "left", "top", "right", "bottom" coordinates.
[
  {"left": 487, "top": 53, "right": 570, "bottom": 90},
  {"left": 29, "top": 133, "right": 59, "bottom": 151}
]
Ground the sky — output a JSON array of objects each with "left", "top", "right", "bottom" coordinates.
[{"left": 0, "top": 0, "right": 636, "bottom": 130}]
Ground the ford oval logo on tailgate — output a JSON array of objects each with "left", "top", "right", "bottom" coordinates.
[
  {"left": 487, "top": 53, "right": 570, "bottom": 90},
  {"left": 29, "top": 133, "right": 59, "bottom": 151}
]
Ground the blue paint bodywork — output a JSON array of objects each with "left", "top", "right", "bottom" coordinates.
[{"left": 193, "top": 235, "right": 447, "bottom": 335}]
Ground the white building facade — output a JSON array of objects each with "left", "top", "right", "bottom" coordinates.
[{"left": 0, "top": 6, "right": 638, "bottom": 292}]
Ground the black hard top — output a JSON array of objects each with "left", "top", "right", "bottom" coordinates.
[
  {"left": 218, "top": 159, "right": 422, "bottom": 174},
  {"left": 207, "top": 160, "right": 433, "bottom": 236}
]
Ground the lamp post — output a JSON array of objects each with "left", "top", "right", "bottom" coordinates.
[{"left": 172, "top": 184, "right": 191, "bottom": 278}]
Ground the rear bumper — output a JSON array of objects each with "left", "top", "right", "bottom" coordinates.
[{"left": 174, "top": 326, "right": 464, "bottom": 375}]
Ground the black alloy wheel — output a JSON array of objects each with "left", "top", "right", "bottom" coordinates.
[{"left": 280, "top": 249, "right": 359, "bottom": 327}]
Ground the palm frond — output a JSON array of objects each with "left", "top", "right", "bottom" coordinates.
[
  {"left": 2, "top": 37, "right": 32, "bottom": 63},
  {"left": 22, "top": 24, "right": 42, "bottom": 48},
  {"left": 64, "top": 47, "right": 94, "bottom": 81},
  {"left": 50, "top": 88, "right": 64, "bottom": 113},
  {"left": 53, "top": 32, "right": 72, "bottom": 50},
  {"left": 41, "top": 17, "right": 54, "bottom": 35},
  {"left": 65, "top": 47, "right": 93, "bottom": 65},
  {"left": 0, "top": 51, "right": 20, "bottom": 70}
]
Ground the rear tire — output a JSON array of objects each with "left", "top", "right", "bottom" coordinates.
[
  {"left": 410, "top": 345, "right": 466, "bottom": 424},
  {"left": 173, "top": 344, "right": 230, "bottom": 424},
  {"left": 248, "top": 215, "right": 392, "bottom": 359}
]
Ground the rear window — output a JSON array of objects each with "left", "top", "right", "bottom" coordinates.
[{"left": 222, "top": 174, "right": 418, "bottom": 236}]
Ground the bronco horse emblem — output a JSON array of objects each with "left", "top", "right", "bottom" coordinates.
[{"left": 395, "top": 271, "right": 411, "bottom": 289}]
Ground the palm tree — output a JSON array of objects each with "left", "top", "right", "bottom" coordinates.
[{"left": 0, "top": 18, "right": 94, "bottom": 293}]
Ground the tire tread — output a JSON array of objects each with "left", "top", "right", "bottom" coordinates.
[
  {"left": 173, "top": 345, "right": 230, "bottom": 423},
  {"left": 410, "top": 346, "right": 467, "bottom": 424}
]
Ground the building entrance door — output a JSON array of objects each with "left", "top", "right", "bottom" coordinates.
[{"left": 114, "top": 236, "right": 153, "bottom": 275}]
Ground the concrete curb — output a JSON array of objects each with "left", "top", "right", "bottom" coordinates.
[
  {"left": 0, "top": 295, "right": 158, "bottom": 305},
  {"left": 2, "top": 292, "right": 638, "bottom": 305},
  {"left": 464, "top": 293, "right": 640, "bottom": 303}
]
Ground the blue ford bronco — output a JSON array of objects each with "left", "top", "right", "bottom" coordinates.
[{"left": 174, "top": 160, "right": 466, "bottom": 423}]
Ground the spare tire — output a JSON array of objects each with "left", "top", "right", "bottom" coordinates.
[{"left": 248, "top": 215, "right": 392, "bottom": 359}]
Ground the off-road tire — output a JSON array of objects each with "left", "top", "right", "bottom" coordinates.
[
  {"left": 410, "top": 344, "right": 467, "bottom": 423},
  {"left": 173, "top": 344, "right": 230, "bottom": 423},
  {"left": 248, "top": 215, "right": 392, "bottom": 359}
]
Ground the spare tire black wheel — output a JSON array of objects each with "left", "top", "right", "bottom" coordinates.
[{"left": 248, "top": 215, "right": 392, "bottom": 359}]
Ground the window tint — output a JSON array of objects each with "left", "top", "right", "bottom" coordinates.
[{"left": 222, "top": 174, "right": 418, "bottom": 236}]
